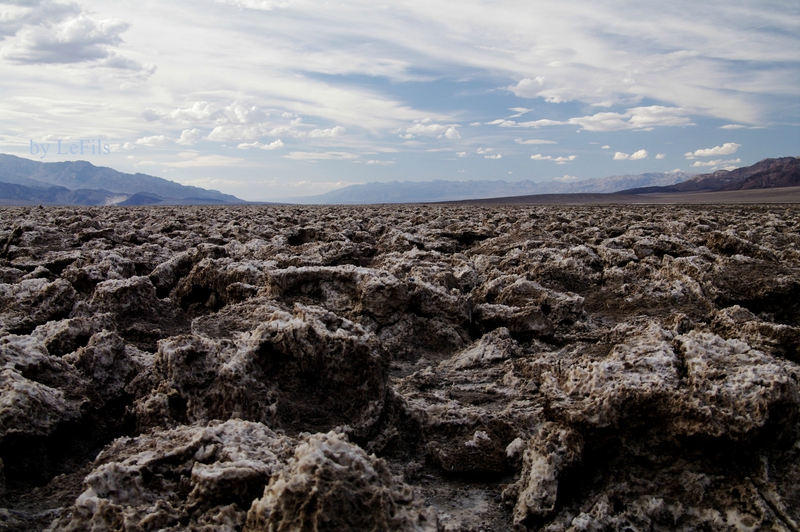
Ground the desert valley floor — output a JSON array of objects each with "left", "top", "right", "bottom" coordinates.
[{"left": 1, "top": 203, "right": 799, "bottom": 531}]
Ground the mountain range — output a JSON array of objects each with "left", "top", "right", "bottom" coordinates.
[
  {"left": 619, "top": 156, "right": 800, "bottom": 194},
  {"left": 283, "top": 171, "right": 696, "bottom": 204},
  {"left": 0, "top": 154, "right": 245, "bottom": 205},
  {"left": 2, "top": 153, "right": 797, "bottom": 206}
]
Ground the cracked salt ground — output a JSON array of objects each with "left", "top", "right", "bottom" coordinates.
[{"left": 0, "top": 204, "right": 798, "bottom": 531}]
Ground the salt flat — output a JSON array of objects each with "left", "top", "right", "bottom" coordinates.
[{"left": 1, "top": 204, "right": 798, "bottom": 531}]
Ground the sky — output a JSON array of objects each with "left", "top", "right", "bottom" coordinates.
[{"left": 1, "top": 0, "right": 798, "bottom": 201}]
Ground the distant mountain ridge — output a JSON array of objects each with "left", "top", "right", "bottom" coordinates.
[
  {"left": 0, "top": 154, "right": 245, "bottom": 205},
  {"left": 286, "top": 171, "right": 696, "bottom": 204},
  {"left": 619, "top": 157, "right": 800, "bottom": 195}
]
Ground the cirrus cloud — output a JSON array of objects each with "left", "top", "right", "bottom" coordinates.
[
  {"left": 284, "top": 151, "right": 359, "bottom": 160},
  {"left": 490, "top": 106, "right": 694, "bottom": 132},
  {"left": 691, "top": 158, "right": 741, "bottom": 167}
]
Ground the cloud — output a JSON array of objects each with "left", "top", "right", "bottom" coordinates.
[
  {"left": 176, "top": 129, "right": 202, "bottom": 146},
  {"left": 403, "top": 122, "right": 461, "bottom": 139},
  {"left": 601, "top": 145, "right": 610, "bottom": 149},
  {"left": 108, "top": 142, "right": 135, "bottom": 152},
  {"left": 507, "top": 107, "right": 534, "bottom": 118},
  {"left": 476, "top": 148, "right": 493, "bottom": 154},
  {"left": 0, "top": 0, "right": 82, "bottom": 40},
  {"left": 531, "top": 154, "right": 577, "bottom": 164},
  {"left": 170, "top": 101, "right": 269, "bottom": 127},
  {"left": 554, "top": 174, "right": 578, "bottom": 182},
  {"left": 614, "top": 150, "right": 648, "bottom": 160},
  {"left": 0, "top": 14, "right": 148, "bottom": 70},
  {"left": 456, "top": 151, "right": 467, "bottom": 157},
  {"left": 655, "top": 153, "right": 666, "bottom": 159},
  {"left": 237, "top": 139, "right": 284, "bottom": 150},
  {"left": 307, "top": 126, "right": 345, "bottom": 138},
  {"left": 685, "top": 142, "right": 740, "bottom": 158},
  {"left": 569, "top": 107, "right": 693, "bottom": 132},
  {"left": 515, "top": 138, "right": 557, "bottom": 145},
  {"left": 484, "top": 154, "right": 502, "bottom": 159},
  {"left": 492, "top": 106, "right": 694, "bottom": 132},
  {"left": 215, "top": 0, "right": 295, "bottom": 10},
  {"left": 691, "top": 158, "right": 741, "bottom": 167},
  {"left": 142, "top": 109, "right": 164, "bottom": 122},
  {"left": 366, "top": 159, "right": 394, "bottom": 165},
  {"left": 164, "top": 154, "right": 245, "bottom": 167},
  {"left": 284, "top": 151, "right": 359, "bottom": 161},
  {"left": 507, "top": 77, "right": 547, "bottom": 99},
  {"left": 720, "top": 124, "right": 747, "bottom": 130},
  {"left": 135, "top": 135, "right": 171, "bottom": 147},
  {"left": 170, "top": 102, "right": 226, "bottom": 124}
]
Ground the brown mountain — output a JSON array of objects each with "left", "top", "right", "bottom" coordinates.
[{"left": 619, "top": 156, "right": 800, "bottom": 195}]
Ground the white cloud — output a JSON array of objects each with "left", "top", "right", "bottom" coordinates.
[
  {"left": 307, "top": 125, "right": 345, "bottom": 138},
  {"left": 170, "top": 101, "right": 269, "bottom": 126},
  {"left": 484, "top": 154, "right": 502, "bottom": 159},
  {"left": 554, "top": 174, "right": 578, "bottom": 182},
  {"left": 720, "top": 124, "right": 747, "bottom": 130},
  {"left": 237, "top": 139, "right": 284, "bottom": 150},
  {"left": 492, "top": 106, "right": 693, "bottom": 132},
  {"left": 476, "top": 147, "right": 493, "bottom": 154},
  {"left": 176, "top": 128, "right": 202, "bottom": 146},
  {"left": 655, "top": 153, "right": 666, "bottom": 159},
  {"left": 165, "top": 154, "right": 245, "bottom": 167},
  {"left": 531, "top": 154, "right": 577, "bottom": 164},
  {"left": 614, "top": 150, "right": 648, "bottom": 160},
  {"left": 601, "top": 145, "right": 610, "bottom": 149},
  {"left": 215, "top": 0, "right": 295, "bottom": 10},
  {"left": 3, "top": 15, "right": 125, "bottom": 63},
  {"left": 507, "top": 107, "right": 534, "bottom": 118},
  {"left": 507, "top": 77, "right": 547, "bottom": 99},
  {"left": 515, "top": 138, "right": 557, "bottom": 145},
  {"left": 366, "top": 159, "right": 394, "bottom": 165},
  {"left": 109, "top": 142, "right": 136, "bottom": 152},
  {"left": 135, "top": 135, "right": 171, "bottom": 147},
  {"left": 170, "top": 102, "right": 226, "bottom": 124},
  {"left": 691, "top": 158, "right": 741, "bottom": 167},
  {"left": 456, "top": 151, "right": 468, "bottom": 157},
  {"left": 403, "top": 122, "right": 461, "bottom": 139},
  {"left": 569, "top": 107, "right": 693, "bottom": 132},
  {"left": 685, "top": 142, "right": 741, "bottom": 158},
  {"left": 284, "top": 151, "right": 360, "bottom": 161}
]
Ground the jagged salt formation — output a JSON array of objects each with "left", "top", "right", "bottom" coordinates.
[{"left": 0, "top": 204, "right": 797, "bottom": 531}]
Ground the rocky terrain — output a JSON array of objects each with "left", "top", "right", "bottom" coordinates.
[{"left": 0, "top": 203, "right": 798, "bottom": 531}]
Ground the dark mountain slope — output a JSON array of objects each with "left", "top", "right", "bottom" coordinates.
[{"left": 620, "top": 157, "right": 799, "bottom": 195}]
